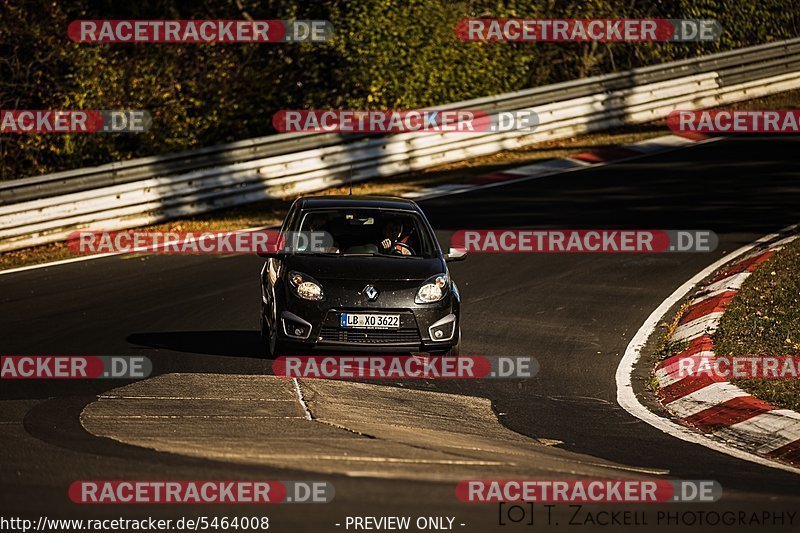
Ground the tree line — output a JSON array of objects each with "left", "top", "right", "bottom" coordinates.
[{"left": 0, "top": 0, "right": 797, "bottom": 179}]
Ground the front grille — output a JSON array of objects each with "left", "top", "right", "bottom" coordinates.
[{"left": 319, "top": 327, "right": 421, "bottom": 344}]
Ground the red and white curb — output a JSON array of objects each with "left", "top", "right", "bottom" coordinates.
[
  {"left": 402, "top": 133, "right": 714, "bottom": 201},
  {"left": 655, "top": 233, "right": 800, "bottom": 467}
]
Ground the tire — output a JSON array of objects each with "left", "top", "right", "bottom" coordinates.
[
  {"left": 260, "top": 306, "right": 268, "bottom": 339},
  {"left": 430, "top": 327, "right": 460, "bottom": 356},
  {"left": 446, "top": 327, "right": 461, "bottom": 356},
  {"left": 267, "top": 325, "right": 290, "bottom": 357},
  {"left": 259, "top": 306, "right": 269, "bottom": 357},
  {"left": 261, "top": 305, "right": 287, "bottom": 357}
]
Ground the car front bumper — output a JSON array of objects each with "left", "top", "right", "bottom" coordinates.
[{"left": 270, "top": 290, "right": 459, "bottom": 353}]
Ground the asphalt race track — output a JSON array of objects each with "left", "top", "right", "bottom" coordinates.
[{"left": 2, "top": 136, "right": 800, "bottom": 532}]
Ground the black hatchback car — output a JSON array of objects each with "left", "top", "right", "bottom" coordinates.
[{"left": 259, "top": 196, "right": 465, "bottom": 356}]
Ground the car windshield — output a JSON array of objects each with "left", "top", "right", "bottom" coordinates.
[{"left": 293, "top": 208, "right": 437, "bottom": 258}]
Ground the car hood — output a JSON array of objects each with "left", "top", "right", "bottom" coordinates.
[{"left": 283, "top": 254, "right": 445, "bottom": 281}]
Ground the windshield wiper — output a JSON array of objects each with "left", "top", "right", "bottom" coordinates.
[
  {"left": 294, "top": 251, "right": 341, "bottom": 256},
  {"left": 340, "top": 252, "right": 421, "bottom": 259}
]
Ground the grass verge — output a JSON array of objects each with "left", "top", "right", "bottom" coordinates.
[{"left": 714, "top": 237, "right": 800, "bottom": 412}]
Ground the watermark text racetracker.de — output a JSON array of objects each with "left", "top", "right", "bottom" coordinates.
[
  {"left": 459, "top": 479, "right": 721, "bottom": 503},
  {"left": 272, "top": 109, "right": 538, "bottom": 133},
  {"left": 677, "top": 355, "right": 800, "bottom": 379},
  {"left": 464, "top": 479, "right": 718, "bottom": 528},
  {"left": 68, "top": 20, "right": 333, "bottom": 43},
  {"left": 66, "top": 230, "right": 333, "bottom": 255},
  {"left": 451, "top": 230, "right": 718, "bottom": 253},
  {"left": 69, "top": 480, "right": 334, "bottom": 504},
  {"left": 668, "top": 110, "right": 800, "bottom": 134},
  {"left": 0, "top": 355, "right": 151, "bottom": 379},
  {"left": 273, "top": 355, "right": 538, "bottom": 379},
  {"left": 456, "top": 19, "right": 721, "bottom": 42},
  {"left": 1, "top": 110, "right": 151, "bottom": 133}
]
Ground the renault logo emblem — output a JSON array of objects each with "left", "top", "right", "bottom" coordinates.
[{"left": 363, "top": 285, "right": 379, "bottom": 301}]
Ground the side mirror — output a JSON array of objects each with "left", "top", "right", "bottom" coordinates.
[{"left": 444, "top": 248, "right": 467, "bottom": 262}]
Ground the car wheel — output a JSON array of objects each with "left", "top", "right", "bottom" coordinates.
[
  {"left": 260, "top": 306, "right": 278, "bottom": 357},
  {"left": 260, "top": 306, "right": 268, "bottom": 340},
  {"left": 267, "top": 323, "right": 278, "bottom": 357},
  {"left": 262, "top": 301, "right": 291, "bottom": 357},
  {"left": 446, "top": 327, "right": 461, "bottom": 356},
  {"left": 430, "top": 327, "right": 460, "bottom": 356},
  {"left": 267, "top": 322, "right": 293, "bottom": 358}
]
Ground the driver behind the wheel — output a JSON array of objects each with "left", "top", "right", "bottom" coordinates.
[{"left": 380, "top": 219, "right": 413, "bottom": 255}]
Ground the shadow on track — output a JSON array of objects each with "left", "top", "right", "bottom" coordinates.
[{"left": 127, "top": 330, "right": 263, "bottom": 358}]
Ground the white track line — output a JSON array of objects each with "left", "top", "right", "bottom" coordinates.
[
  {"left": 292, "top": 378, "right": 313, "bottom": 421},
  {"left": 616, "top": 223, "right": 800, "bottom": 475},
  {"left": 716, "top": 410, "right": 800, "bottom": 455},
  {"left": 0, "top": 251, "right": 120, "bottom": 276},
  {"left": 0, "top": 225, "right": 273, "bottom": 277}
]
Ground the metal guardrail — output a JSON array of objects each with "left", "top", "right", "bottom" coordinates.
[{"left": 1, "top": 38, "right": 799, "bottom": 251}]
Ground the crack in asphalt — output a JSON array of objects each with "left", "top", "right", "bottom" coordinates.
[{"left": 291, "top": 377, "right": 313, "bottom": 420}]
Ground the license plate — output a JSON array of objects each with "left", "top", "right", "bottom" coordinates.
[{"left": 340, "top": 313, "right": 400, "bottom": 329}]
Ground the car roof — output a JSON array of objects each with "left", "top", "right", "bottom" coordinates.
[{"left": 296, "top": 195, "right": 422, "bottom": 212}]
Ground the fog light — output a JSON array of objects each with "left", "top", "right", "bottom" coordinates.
[
  {"left": 281, "top": 311, "right": 312, "bottom": 340},
  {"left": 285, "top": 323, "right": 310, "bottom": 338},
  {"left": 428, "top": 314, "right": 456, "bottom": 342}
]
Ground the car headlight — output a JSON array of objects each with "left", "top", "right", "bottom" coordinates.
[
  {"left": 289, "top": 271, "right": 324, "bottom": 301},
  {"left": 415, "top": 273, "right": 448, "bottom": 303}
]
